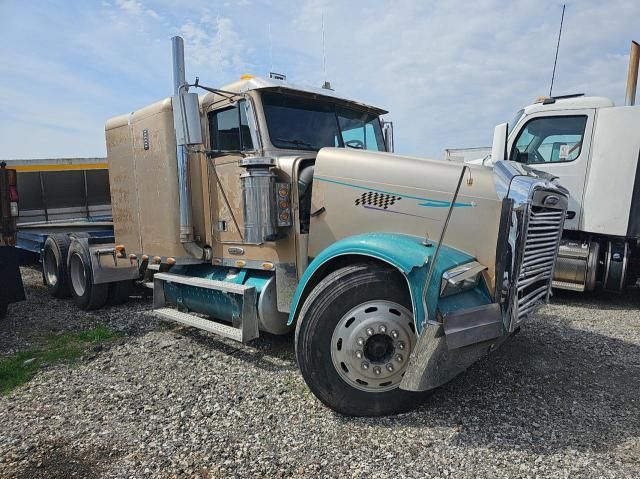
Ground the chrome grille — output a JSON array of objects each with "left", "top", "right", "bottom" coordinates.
[{"left": 515, "top": 205, "right": 564, "bottom": 321}]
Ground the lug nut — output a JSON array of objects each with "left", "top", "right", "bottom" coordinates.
[
  {"left": 373, "top": 366, "right": 381, "bottom": 375},
  {"left": 379, "top": 324, "right": 387, "bottom": 333},
  {"left": 398, "top": 341, "right": 405, "bottom": 350},
  {"left": 390, "top": 330, "right": 399, "bottom": 339},
  {"left": 366, "top": 328, "right": 374, "bottom": 336},
  {"left": 386, "top": 363, "right": 394, "bottom": 372},
  {"left": 357, "top": 337, "right": 365, "bottom": 346},
  {"left": 361, "top": 362, "right": 370, "bottom": 370},
  {"left": 395, "top": 354, "right": 403, "bottom": 362},
  {"left": 355, "top": 350, "right": 363, "bottom": 359}
]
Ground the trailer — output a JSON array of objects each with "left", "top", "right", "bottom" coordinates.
[
  {"left": 4, "top": 157, "right": 114, "bottom": 264},
  {"left": 443, "top": 147, "right": 491, "bottom": 163},
  {"left": 36, "top": 36, "right": 568, "bottom": 416}
]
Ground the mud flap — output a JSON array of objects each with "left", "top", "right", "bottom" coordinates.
[{"left": 0, "top": 246, "right": 26, "bottom": 305}]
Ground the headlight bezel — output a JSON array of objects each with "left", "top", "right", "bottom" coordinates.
[{"left": 440, "top": 261, "right": 488, "bottom": 297}]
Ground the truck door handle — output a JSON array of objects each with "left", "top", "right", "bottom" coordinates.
[
  {"left": 311, "top": 206, "right": 326, "bottom": 217},
  {"left": 566, "top": 211, "right": 576, "bottom": 220}
]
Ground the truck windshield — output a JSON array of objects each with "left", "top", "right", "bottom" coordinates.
[{"left": 261, "top": 91, "right": 385, "bottom": 151}]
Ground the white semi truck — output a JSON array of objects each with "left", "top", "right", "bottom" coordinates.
[{"left": 474, "top": 41, "right": 640, "bottom": 292}]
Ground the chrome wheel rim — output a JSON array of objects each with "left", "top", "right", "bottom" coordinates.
[
  {"left": 330, "top": 300, "right": 416, "bottom": 392},
  {"left": 69, "top": 253, "right": 87, "bottom": 296},
  {"left": 43, "top": 249, "right": 58, "bottom": 286}
]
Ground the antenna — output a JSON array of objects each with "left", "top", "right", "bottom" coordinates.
[
  {"left": 268, "top": 23, "right": 273, "bottom": 73},
  {"left": 549, "top": 4, "right": 566, "bottom": 96},
  {"left": 321, "top": 12, "right": 332, "bottom": 90}
]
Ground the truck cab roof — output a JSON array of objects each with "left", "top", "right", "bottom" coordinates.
[
  {"left": 523, "top": 95, "right": 615, "bottom": 115},
  {"left": 201, "top": 75, "right": 388, "bottom": 115}
]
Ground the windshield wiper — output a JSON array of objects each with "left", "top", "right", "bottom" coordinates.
[{"left": 275, "top": 137, "right": 318, "bottom": 149}]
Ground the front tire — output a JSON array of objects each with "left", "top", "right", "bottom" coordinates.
[{"left": 295, "top": 263, "right": 427, "bottom": 416}]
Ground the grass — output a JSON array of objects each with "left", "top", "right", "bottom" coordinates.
[{"left": 0, "top": 324, "right": 120, "bottom": 395}]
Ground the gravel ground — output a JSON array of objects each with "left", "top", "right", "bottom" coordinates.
[{"left": 1, "top": 267, "right": 639, "bottom": 478}]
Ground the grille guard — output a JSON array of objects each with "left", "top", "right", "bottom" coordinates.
[{"left": 494, "top": 162, "right": 569, "bottom": 332}]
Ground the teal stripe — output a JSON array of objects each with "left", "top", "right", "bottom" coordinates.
[{"left": 315, "top": 176, "right": 473, "bottom": 208}]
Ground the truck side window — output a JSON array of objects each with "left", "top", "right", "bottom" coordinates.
[
  {"left": 208, "top": 100, "right": 254, "bottom": 151},
  {"left": 512, "top": 115, "right": 587, "bottom": 164},
  {"left": 337, "top": 108, "right": 385, "bottom": 151}
]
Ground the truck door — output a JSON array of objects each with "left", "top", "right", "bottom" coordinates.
[
  {"left": 206, "top": 100, "right": 256, "bottom": 243},
  {"left": 508, "top": 110, "right": 594, "bottom": 231}
]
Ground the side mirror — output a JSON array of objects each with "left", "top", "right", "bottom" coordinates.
[
  {"left": 382, "top": 120, "right": 394, "bottom": 153},
  {"left": 491, "top": 122, "right": 508, "bottom": 163}
]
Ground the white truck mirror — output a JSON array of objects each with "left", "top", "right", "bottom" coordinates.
[{"left": 491, "top": 122, "right": 509, "bottom": 162}]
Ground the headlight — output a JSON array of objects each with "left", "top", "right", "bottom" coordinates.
[{"left": 440, "top": 261, "right": 487, "bottom": 297}]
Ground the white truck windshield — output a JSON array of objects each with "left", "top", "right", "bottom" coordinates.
[{"left": 261, "top": 91, "right": 385, "bottom": 151}]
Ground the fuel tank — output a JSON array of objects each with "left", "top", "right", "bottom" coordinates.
[{"left": 163, "top": 264, "right": 291, "bottom": 335}]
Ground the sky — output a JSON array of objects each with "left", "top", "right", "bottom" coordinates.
[{"left": 0, "top": 0, "right": 638, "bottom": 160}]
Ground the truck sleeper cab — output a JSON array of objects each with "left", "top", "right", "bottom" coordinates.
[{"left": 67, "top": 36, "right": 569, "bottom": 416}]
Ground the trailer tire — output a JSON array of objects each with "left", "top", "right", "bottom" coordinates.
[
  {"left": 108, "top": 280, "right": 132, "bottom": 306},
  {"left": 295, "top": 263, "right": 427, "bottom": 417},
  {"left": 67, "top": 239, "right": 108, "bottom": 311},
  {"left": 43, "top": 234, "right": 72, "bottom": 298}
]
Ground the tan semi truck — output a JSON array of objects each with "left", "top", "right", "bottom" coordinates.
[{"left": 40, "top": 37, "right": 568, "bottom": 416}]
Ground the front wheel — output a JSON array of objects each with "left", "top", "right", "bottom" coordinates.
[{"left": 295, "top": 263, "right": 427, "bottom": 416}]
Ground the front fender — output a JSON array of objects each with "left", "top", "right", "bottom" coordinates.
[{"left": 287, "top": 233, "right": 476, "bottom": 332}]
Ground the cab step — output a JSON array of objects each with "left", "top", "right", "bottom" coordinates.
[{"left": 152, "top": 272, "right": 259, "bottom": 343}]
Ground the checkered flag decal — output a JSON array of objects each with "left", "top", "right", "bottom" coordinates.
[{"left": 354, "top": 191, "right": 402, "bottom": 209}]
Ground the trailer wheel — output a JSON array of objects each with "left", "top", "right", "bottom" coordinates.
[
  {"left": 108, "top": 280, "right": 132, "bottom": 306},
  {"left": 43, "top": 234, "right": 72, "bottom": 298},
  {"left": 67, "top": 239, "right": 108, "bottom": 310},
  {"left": 295, "top": 263, "right": 426, "bottom": 416}
]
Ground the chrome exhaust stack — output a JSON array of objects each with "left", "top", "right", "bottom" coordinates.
[
  {"left": 625, "top": 40, "right": 639, "bottom": 106},
  {"left": 170, "top": 36, "right": 210, "bottom": 261}
]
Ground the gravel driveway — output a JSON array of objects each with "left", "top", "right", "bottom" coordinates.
[{"left": 1, "top": 268, "right": 639, "bottom": 478}]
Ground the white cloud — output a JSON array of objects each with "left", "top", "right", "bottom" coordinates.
[
  {"left": 0, "top": 0, "right": 638, "bottom": 159},
  {"left": 115, "top": 0, "right": 161, "bottom": 19},
  {"left": 280, "top": 0, "right": 640, "bottom": 156},
  {"left": 178, "top": 15, "right": 251, "bottom": 78}
]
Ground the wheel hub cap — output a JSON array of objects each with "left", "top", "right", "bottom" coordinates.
[{"left": 330, "top": 300, "right": 416, "bottom": 392}]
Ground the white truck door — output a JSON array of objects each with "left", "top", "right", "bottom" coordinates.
[{"left": 507, "top": 110, "right": 595, "bottom": 231}]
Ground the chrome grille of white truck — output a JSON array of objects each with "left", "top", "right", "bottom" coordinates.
[{"left": 515, "top": 205, "right": 565, "bottom": 321}]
